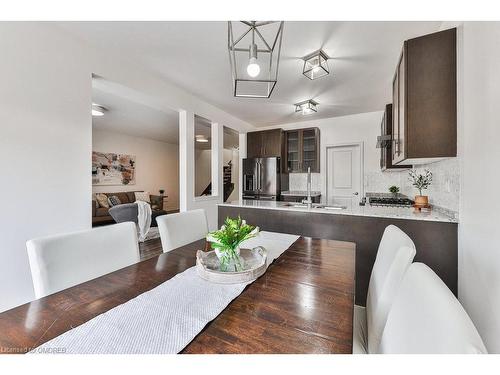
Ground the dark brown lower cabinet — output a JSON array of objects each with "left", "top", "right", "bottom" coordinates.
[{"left": 219, "top": 205, "right": 457, "bottom": 306}]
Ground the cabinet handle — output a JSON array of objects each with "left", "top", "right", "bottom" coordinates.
[{"left": 394, "top": 139, "right": 400, "bottom": 156}]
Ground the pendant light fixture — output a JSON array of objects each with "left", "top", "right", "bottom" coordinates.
[{"left": 228, "top": 21, "right": 284, "bottom": 98}]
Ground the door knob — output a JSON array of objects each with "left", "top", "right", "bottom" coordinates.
[{"left": 353, "top": 192, "right": 359, "bottom": 195}]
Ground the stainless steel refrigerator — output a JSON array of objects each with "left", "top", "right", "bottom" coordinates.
[{"left": 242, "top": 157, "right": 288, "bottom": 200}]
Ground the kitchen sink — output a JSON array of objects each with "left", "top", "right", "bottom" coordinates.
[{"left": 281, "top": 203, "right": 346, "bottom": 210}]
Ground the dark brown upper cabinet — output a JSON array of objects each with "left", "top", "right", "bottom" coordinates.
[
  {"left": 284, "top": 127, "right": 320, "bottom": 173},
  {"left": 392, "top": 28, "right": 457, "bottom": 165},
  {"left": 380, "top": 104, "right": 411, "bottom": 171},
  {"left": 246, "top": 129, "right": 284, "bottom": 158}
]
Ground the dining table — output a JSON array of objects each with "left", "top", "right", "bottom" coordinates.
[{"left": 0, "top": 235, "right": 356, "bottom": 354}]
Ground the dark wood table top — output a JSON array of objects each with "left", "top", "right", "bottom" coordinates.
[{"left": 0, "top": 236, "right": 356, "bottom": 354}]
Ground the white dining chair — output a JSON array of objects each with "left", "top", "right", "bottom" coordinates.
[
  {"left": 27, "top": 222, "right": 140, "bottom": 299},
  {"left": 379, "top": 262, "right": 487, "bottom": 354},
  {"left": 156, "top": 209, "right": 208, "bottom": 252},
  {"left": 353, "top": 224, "right": 416, "bottom": 354}
]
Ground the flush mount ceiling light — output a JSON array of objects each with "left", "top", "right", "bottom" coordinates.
[
  {"left": 228, "top": 21, "right": 284, "bottom": 98},
  {"left": 91, "top": 103, "right": 107, "bottom": 117},
  {"left": 195, "top": 135, "right": 209, "bottom": 143},
  {"left": 302, "top": 50, "right": 330, "bottom": 80},
  {"left": 295, "top": 99, "right": 318, "bottom": 115}
]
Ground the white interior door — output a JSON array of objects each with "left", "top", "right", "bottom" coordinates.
[{"left": 327, "top": 144, "right": 361, "bottom": 209}]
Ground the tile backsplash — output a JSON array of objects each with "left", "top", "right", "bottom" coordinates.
[
  {"left": 290, "top": 157, "right": 459, "bottom": 213},
  {"left": 289, "top": 173, "right": 323, "bottom": 192},
  {"left": 365, "top": 158, "right": 460, "bottom": 213}
]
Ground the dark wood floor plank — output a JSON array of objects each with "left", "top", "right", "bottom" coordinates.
[{"left": 138, "top": 238, "right": 164, "bottom": 261}]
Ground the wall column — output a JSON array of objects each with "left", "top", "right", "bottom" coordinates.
[{"left": 179, "top": 110, "right": 194, "bottom": 212}]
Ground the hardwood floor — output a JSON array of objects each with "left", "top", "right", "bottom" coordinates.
[{"left": 139, "top": 238, "right": 163, "bottom": 260}]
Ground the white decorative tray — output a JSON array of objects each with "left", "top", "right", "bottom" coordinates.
[{"left": 196, "top": 247, "right": 267, "bottom": 284}]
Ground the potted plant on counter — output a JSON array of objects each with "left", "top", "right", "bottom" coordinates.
[
  {"left": 389, "top": 185, "right": 400, "bottom": 196},
  {"left": 206, "top": 217, "right": 259, "bottom": 272},
  {"left": 409, "top": 169, "right": 433, "bottom": 207}
]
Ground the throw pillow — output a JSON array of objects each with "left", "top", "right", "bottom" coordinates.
[
  {"left": 108, "top": 195, "right": 122, "bottom": 207},
  {"left": 95, "top": 193, "right": 109, "bottom": 208},
  {"left": 92, "top": 193, "right": 99, "bottom": 208},
  {"left": 135, "top": 191, "right": 150, "bottom": 203}
]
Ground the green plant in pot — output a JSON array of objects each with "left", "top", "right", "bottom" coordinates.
[
  {"left": 409, "top": 169, "right": 433, "bottom": 207},
  {"left": 389, "top": 185, "right": 400, "bottom": 196},
  {"left": 206, "top": 216, "right": 259, "bottom": 272}
]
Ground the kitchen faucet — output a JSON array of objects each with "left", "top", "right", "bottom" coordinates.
[{"left": 302, "top": 166, "right": 313, "bottom": 209}]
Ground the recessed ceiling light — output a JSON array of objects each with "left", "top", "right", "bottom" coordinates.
[
  {"left": 92, "top": 103, "right": 107, "bottom": 117},
  {"left": 195, "top": 135, "right": 209, "bottom": 143},
  {"left": 295, "top": 99, "right": 318, "bottom": 115}
]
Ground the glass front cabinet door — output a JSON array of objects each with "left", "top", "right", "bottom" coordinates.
[{"left": 285, "top": 128, "right": 320, "bottom": 173}]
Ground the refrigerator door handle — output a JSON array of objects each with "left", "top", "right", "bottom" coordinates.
[
  {"left": 257, "top": 162, "right": 261, "bottom": 191},
  {"left": 259, "top": 162, "right": 263, "bottom": 190},
  {"left": 255, "top": 162, "right": 259, "bottom": 191}
]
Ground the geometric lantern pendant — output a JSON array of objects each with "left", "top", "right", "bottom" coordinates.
[
  {"left": 295, "top": 99, "right": 318, "bottom": 115},
  {"left": 228, "top": 21, "right": 284, "bottom": 98},
  {"left": 302, "top": 49, "right": 330, "bottom": 80}
]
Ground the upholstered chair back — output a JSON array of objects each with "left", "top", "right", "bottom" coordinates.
[
  {"left": 156, "top": 209, "right": 208, "bottom": 252},
  {"left": 366, "top": 225, "right": 416, "bottom": 353},
  {"left": 380, "top": 263, "right": 487, "bottom": 354},
  {"left": 27, "top": 222, "right": 139, "bottom": 298}
]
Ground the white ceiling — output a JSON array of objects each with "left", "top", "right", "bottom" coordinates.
[
  {"left": 92, "top": 84, "right": 180, "bottom": 144},
  {"left": 93, "top": 80, "right": 240, "bottom": 149},
  {"left": 70, "top": 21, "right": 442, "bottom": 127}
]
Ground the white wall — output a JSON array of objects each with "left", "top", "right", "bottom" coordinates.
[
  {"left": 0, "top": 23, "right": 92, "bottom": 312},
  {"left": 194, "top": 149, "right": 212, "bottom": 197},
  {"left": 92, "top": 129, "right": 179, "bottom": 211},
  {"left": 179, "top": 112, "right": 224, "bottom": 231},
  {"left": 458, "top": 22, "right": 500, "bottom": 353},
  {"left": 223, "top": 148, "right": 239, "bottom": 202},
  {"left": 0, "top": 22, "right": 254, "bottom": 313}
]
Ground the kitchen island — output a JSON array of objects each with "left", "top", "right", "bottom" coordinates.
[{"left": 218, "top": 200, "right": 458, "bottom": 305}]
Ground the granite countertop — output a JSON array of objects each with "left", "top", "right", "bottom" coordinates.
[
  {"left": 219, "top": 200, "right": 458, "bottom": 223},
  {"left": 281, "top": 191, "right": 322, "bottom": 197}
]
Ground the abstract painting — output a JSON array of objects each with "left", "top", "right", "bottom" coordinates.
[{"left": 92, "top": 151, "right": 136, "bottom": 186}]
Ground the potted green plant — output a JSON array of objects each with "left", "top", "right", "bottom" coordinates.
[
  {"left": 389, "top": 185, "right": 400, "bottom": 196},
  {"left": 409, "top": 169, "right": 433, "bottom": 207},
  {"left": 206, "top": 217, "right": 259, "bottom": 272}
]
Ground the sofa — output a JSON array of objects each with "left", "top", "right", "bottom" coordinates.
[{"left": 92, "top": 191, "right": 167, "bottom": 226}]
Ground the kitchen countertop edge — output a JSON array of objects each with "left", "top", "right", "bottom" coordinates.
[{"left": 218, "top": 200, "right": 458, "bottom": 224}]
